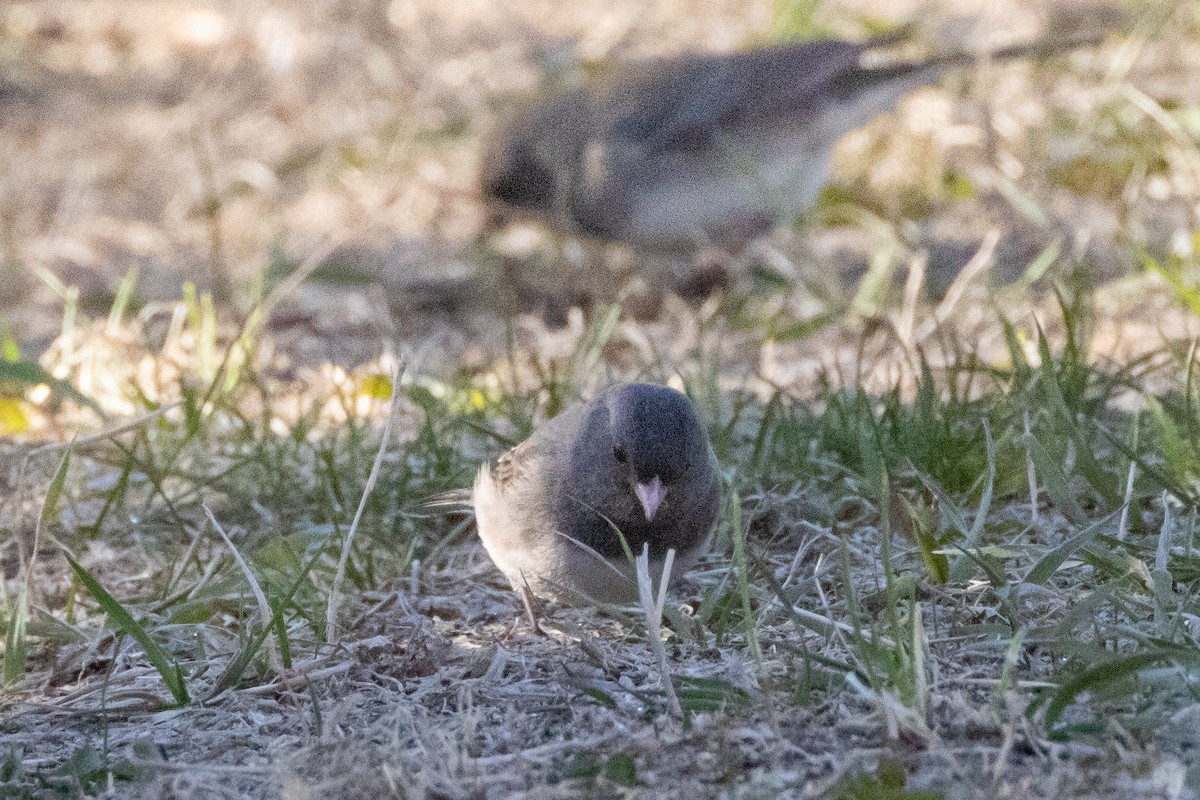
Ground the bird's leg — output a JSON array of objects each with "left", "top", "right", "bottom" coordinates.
[{"left": 516, "top": 578, "right": 546, "bottom": 637}]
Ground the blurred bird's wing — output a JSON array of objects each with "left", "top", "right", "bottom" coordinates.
[
  {"left": 606, "top": 30, "right": 1107, "bottom": 155},
  {"left": 608, "top": 39, "right": 868, "bottom": 151}
]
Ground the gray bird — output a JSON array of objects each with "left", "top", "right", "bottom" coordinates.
[
  {"left": 481, "top": 33, "right": 1104, "bottom": 252},
  {"left": 472, "top": 383, "right": 720, "bottom": 604}
]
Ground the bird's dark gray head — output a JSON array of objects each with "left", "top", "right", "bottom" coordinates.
[
  {"left": 606, "top": 384, "right": 707, "bottom": 483},
  {"left": 578, "top": 383, "right": 705, "bottom": 522},
  {"left": 560, "top": 383, "right": 719, "bottom": 560}
]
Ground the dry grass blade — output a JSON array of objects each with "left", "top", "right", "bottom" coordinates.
[
  {"left": 1044, "top": 647, "right": 1200, "bottom": 733},
  {"left": 326, "top": 361, "right": 405, "bottom": 644},
  {"left": 635, "top": 544, "right": 680, "bottom": 718},
  {"left": 202, "top": 505, "right": 270, "bottom": 629},
  {"left": 913, "top": 228, "right": 999, "bottom": 342},
  {"left": 24, "top": 404, "right": 180, "bottom": 461},
  {"left": 6, "top": 443, "right": 72, "bottom": 687}
]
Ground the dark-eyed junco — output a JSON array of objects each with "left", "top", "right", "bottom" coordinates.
[
  {"left": 482, "top": 32, "right": 1106, "bottom": 252},
  {"left": 472, "top": 383, "right": 720, "bottom": 604}
]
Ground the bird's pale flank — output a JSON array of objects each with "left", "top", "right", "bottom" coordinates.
[{"left": 473, "top": 383, "right": 720, "bottom": 604}]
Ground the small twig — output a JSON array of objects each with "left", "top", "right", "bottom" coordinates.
[
  {"left": 470, "top": 731, "right": 622, "bottom": 768},
  {"left": 237, "top": 662, "right": 353, "bottom": 695},
  {"left": 125, "top": 758, "right": 275, "bottom": 776},
  {"left": 326, "top": 361, "right": 405, "bottom": 644}
]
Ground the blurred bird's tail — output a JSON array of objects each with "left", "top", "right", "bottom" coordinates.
[{"left": 835, "top": 28, "right": 1113, "bottom": 101}]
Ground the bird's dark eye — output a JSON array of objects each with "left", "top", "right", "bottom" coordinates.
[{"left": 613, "top": 446, "right": 627, "bottom": 463}]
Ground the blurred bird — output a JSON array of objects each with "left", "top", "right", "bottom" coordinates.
[
  {"left": 471, "top": 383, "right": 720, "bottom": 604},
  {"left": 481, "top": 31, "right": 1107, "bottom": 253}
]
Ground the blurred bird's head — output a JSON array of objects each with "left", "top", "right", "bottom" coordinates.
[
  {"left": 480, "top": 88, "right": 596, "bottom": 233},
  {"left": 481, "top": 134, "right": 555, "bottom": 214}
]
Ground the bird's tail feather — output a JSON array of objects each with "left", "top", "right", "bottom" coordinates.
[{"left": 421, "top": 488, "right": 474, "bottom": 514}]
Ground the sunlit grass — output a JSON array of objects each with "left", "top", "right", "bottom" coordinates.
[{"left": 3, "top": 239, "right": 1200, "bottom": 797}]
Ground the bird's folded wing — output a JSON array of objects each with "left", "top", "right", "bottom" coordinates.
[
  {"left": 490, "top": 439, "right": 535, "bottom": 491},
  {"left": 610, "top": 39, "right": 866, "bottom": 150}
]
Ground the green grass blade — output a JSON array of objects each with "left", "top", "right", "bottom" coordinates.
[
  {"left": 37, "top": 445, "right": 72, "bottom": 541},
  {"left": 997, "top": 313, "right": 1032, "bottom": 389},
  {"left": 3, "top": 592, "right": 28, "bottom": 687},
  {"left": 1024, "top": 433, "right": 1088, "bottom": 525},
  {"left": 1045, "top": 646, "right": 1200, "bottom": 733},
  {"left": 65, "top": 553, "right": 190, "bottom": 706},
  {"left": 1033, "top": 321, "right": 1120, "bottom": 506},
  {"left": 0, "top": 361, "right": 101, "bottom": 413},
  {"left": 1142, "top": 250, "right": 1200, "bottom": 318},
  {"left": 1024, "top": 509, "right": 1117, "bottom": 587},
  {"left": 7, "top": 444, "right": 74, "bottom": 687},
  {"left": 728, "top": 486, "right": 761, "bottom": 661},
  {"left": 949, "top": 420, "right": 996, "bottom": 583}
]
